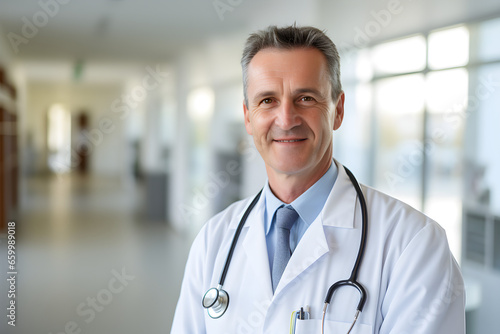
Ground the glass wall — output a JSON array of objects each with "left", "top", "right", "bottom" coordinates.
[{"left": 338, "top": 19, "right": 500, "bottom": 262}]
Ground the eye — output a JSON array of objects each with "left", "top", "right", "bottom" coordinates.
[
  {"left": 261, "top": 98, "right": 274, "bottom": 105},
  {"left": 300, "top": 96, "right": 315, "bottom": 102}
]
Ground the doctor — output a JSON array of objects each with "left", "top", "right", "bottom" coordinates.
[{"left": 171, "top": 25, "right": 465, "bottom": 333}]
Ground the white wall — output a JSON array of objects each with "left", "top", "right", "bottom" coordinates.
[{"left": 0, "top": 36, "right": 12, "bottom": 68}]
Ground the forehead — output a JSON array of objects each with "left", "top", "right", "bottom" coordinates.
[{"left": 247, "top": 47, "right": 330, "bottom": 94}]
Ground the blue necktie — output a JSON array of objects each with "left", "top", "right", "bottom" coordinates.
[{"left": 272, "top": 206, "right": 298, "bottom": 292}]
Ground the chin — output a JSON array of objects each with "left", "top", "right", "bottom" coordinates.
[{"left": 270, "top": 158, "right": 312, "bottom": 176}]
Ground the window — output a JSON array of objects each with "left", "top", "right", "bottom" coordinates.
[
  {"left": 477, "top": 17, "right": 500, "bottom": 62},
  {"left": 371, "top": 35, "right": 426, "bottom": 75},
  {"left": 473, "top": 64, "right": 500, "bottom": 213},
  {"left": 338, "top": 23, "right": 494, "bottom": 261},
  {"left": 47, "top": 104, "right": 71, "bottom": 173},
  {"left": 425, "top": 69, "right": 468, "bottom": 253},
  {"left": 374, "top": 74, "right": 425, "bottom": 209},
  {"left": 428, "top": 26, "right": 469, "bottom": 69}
]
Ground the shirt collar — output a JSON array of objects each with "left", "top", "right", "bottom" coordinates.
[{"left": 263, "top": 161, "right": 338, "bottom": 235}]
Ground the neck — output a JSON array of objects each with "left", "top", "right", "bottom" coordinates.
[{"left": 267, "top": 156, "right": 332, "bottom": 204}]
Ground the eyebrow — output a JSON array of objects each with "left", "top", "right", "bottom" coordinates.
[
  {"left": 252, "top": 91, "right": 276, "bottom": 103},
  {"left": 293, "top": 88, "right": 323, "bottom": 97}
]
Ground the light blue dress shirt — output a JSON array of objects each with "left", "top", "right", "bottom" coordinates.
[{"left": 263, "top": 161, "right": 338, "bottom": 272}]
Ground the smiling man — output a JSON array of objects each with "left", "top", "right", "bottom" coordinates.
[{"left": 171, "top": 25, "right": 465, "bottom": 334}]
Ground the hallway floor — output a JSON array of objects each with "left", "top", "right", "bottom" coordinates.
[{"left": 0, "top": 173, "right": 192, "bottom": 334}]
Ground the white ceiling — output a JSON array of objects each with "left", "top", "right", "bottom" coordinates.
[
  {"left": 0, "top": 0, "right": 312, "bottom": 62},
  {"left": 2, "top": 0, "right": 500, "bottom": 81}
]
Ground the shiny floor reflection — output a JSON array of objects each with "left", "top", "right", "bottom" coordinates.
[{"left": 0, "top": 174, "right": 191, "bottom": 334}]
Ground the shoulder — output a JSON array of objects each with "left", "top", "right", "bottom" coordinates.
[
  {"left": 363, "top": 185, "right": 439, "bottom": 228},
  {"left": 361, "top": 185, "right": 447, "bottom": 251}
]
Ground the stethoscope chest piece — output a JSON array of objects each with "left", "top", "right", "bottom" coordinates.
[{"left": 202, "top": 286, "right": 229, "bottom": 319}]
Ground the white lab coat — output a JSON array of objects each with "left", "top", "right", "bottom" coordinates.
[{"left": 171, "top": 162, "right": 465, "bottom": 334}]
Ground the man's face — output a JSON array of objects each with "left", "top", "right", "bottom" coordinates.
[{"left": 243, "top": 47, "right": 344, "bottom": 182}]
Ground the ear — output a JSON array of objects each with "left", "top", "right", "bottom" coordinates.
[
  {"left": 333, "top": 92, "right": 345, "bottom": 131},
  {"left": 243, "top": 101, "right": 253, "bottom": 135}
]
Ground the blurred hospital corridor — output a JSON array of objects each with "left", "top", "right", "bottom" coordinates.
[{"left": 1, "top": 172, "right": 191, "bottom": 334}]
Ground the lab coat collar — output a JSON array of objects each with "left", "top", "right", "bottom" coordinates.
[
  {"left": 320, "top": 159, "right": 358, "bottom": 229},
  {"left": 262, "top": 161, "right": 338, "bottom": 235}
]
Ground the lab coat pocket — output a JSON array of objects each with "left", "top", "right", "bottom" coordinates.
[{"left": 295, "top": 318, "right": 372, "bottom": 334}]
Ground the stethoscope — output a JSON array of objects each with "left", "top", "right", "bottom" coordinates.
[{"left": 202, "top": 166, "right": 368, "bottom": 334}]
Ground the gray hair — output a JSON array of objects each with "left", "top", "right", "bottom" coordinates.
[{"left": 241, "top": 25, "right": 342, "bottom": 106}]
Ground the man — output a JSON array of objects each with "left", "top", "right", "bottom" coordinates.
[{"left": 171, "top": 25, "right": 465, "bottom": 333}]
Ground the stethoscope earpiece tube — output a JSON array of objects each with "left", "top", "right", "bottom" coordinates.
[
  {"left": 218, "top": 189, "right": 262, "bottom": 286},
  {"left": 344, "top": 167, "right": 369, "bottom": 285},
  {"left": 323, "top": 166, "right": 368, "bottom": 330}
]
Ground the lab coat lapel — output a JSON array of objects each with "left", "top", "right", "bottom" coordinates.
[
  {"left": 241, "top": 196, "right": 274, "bottom": 302},
  {"left": 273, "top": 162, "right": 358, "bottom": 296},
  {"left": 273, "top": 216, "right": 330, "bottom": 296}
]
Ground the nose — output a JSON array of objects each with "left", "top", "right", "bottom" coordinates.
[{"left": 275, "top": 99, "right": 301, "bottom": 130}]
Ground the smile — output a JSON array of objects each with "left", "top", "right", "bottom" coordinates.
[{"left": 275, "top": 139, "right": 306, "bottom": 143}]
